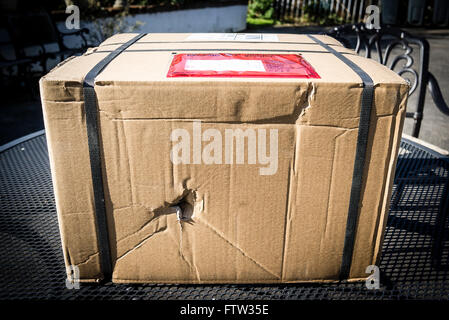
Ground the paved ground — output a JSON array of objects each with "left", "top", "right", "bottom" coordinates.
[
  {"left": 404, "top": 28, "right": 449, "bottom": 151},
  {"left": 1, "top": 26, "right": 448, "bottom": 151},
  {"left": 0, "top": 94, "right": 44, "bottom": 146}
]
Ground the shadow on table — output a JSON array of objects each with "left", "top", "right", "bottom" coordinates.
[{"left": 383, "top": 151, "right": 449, "bottom": 283}]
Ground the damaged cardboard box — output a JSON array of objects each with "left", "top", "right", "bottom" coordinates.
[{"left": 39, "top": 33, "right": 409, "bottom": 283}]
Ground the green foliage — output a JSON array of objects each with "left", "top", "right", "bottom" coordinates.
[
  {"left": 246, "top": 17, "right": 275, "bottom": 29},
  {"left": 274, "top": 2, "right": 346, "bottom": 26},
  {"left": 46, "top": 0, "right": 194, "bottom": 11},
  {"left": 126, "top": 0, "right": 188, "bottom": 6},
  {"left": 300, "top": 4, "right": 344, "bottom": 25},
  {"left": 247, "top": 0, "right": 274, "bottom": 20}
]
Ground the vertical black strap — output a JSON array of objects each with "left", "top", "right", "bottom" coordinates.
[
  {"left": 83, "top": 33, "right": 146, "bottom": 280},
  {"left": 307, "top": 35, "right": 375, "bottom": 280}
]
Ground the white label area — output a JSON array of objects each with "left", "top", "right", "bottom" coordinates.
[
  {"left": 185, "top": 33, "right": 279, "bottom": 42},
  {"left": 184, "top": 59, "right": 266, "bottom": 72}
]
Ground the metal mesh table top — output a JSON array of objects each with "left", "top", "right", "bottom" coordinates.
[{"left": 0, "top": 132, "right": 448, "bottom": 300}]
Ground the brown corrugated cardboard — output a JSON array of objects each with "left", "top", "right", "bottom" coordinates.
[{"left": 39, "top": 33, "right": 409, "bottom": 283}]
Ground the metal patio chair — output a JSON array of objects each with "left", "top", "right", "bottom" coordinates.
[
  {"left": 2, "top": 9, "right": 90, "bottom": 75},
  {"left": 326, "top": 23, "right": 449, "bottom": 138}
]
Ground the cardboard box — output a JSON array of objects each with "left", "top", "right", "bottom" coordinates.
[{"left": 40, "top": 33, "right": 408, "bottom": 283}]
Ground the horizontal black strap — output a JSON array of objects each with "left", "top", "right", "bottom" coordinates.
[
  {"left": 103, "top": 40, "right": 344, "bottom": 46},
  {"left": 88, "top": 48, "right": 358, "bottom": 55}
]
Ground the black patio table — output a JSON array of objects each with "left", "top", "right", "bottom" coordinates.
[{"left": 0, "top": 130, "right": 448, "bottom": 300}]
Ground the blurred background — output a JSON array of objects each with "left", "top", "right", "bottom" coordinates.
[{"left": 1, "top": 0, "right": 448, "bottom": 149}]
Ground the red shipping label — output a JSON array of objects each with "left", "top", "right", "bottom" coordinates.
[{"left": 167, "top": 53, "right": 320, "bottom": 78}]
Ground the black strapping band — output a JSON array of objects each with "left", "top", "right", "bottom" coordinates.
[
  {"left": 90, "top": 48, "right": 352, "bottom": 54},
  {"left": 83, "top": 33, "right": 146, "bottom": 280},
  {"left": 307, "top": 35, "right": 374, "bottom": 280}
]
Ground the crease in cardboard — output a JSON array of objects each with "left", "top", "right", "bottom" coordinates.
[
  {"left": 94, "top": 83, "right": 405, "bottom": 130},
  {"left": 60, "top": 211, "right": 93, "bottom": 217},
  {"left": 281, "top": 123, "right": 301, "bottom": 279},
  {"left": 169, "top": 121, "right": 176, "bottom": 190},
  {"left": 159, "top": 217, "right": 203, "bottom": 281},
  {"left": 121, "top": 118, "right": 136, "bottom": 204},
  {"left": 113, "top": 183, "right": 204, "bottom": 279},
  {"left": 114, "top": 187, "right": 199, "bottom": 244},
  {"left": 115, "top": 206, "right": 158, "bottom": 243},
  {"left": 280, "top": 162, "right": 292, "bottom": 280},
  {"left": 177, "top": 225, "right": 192, "bottom": 278},
  {"left": 171, "top": 190, "right": 198, "bottom": 272},
  {"left": 371, "top": 131, "right": 402, "bottom": 266},
  {"left": 197, "top": 216, "right": 281, "bottom": 279},
  {"left": 178, "top": 221, "right": 202, "bottom": 282},
  {"left": 319, "top": 129, "right": 348, "bottom": 252},
  {"left": 298, "top": 82, "right": 315, "bottom": 120},
  {"left": 74, "top": 251, "right": 100, "bottom": 267},
  {"left": 190, "top": 241, "right": 201, "bottom": 282},
  {"left": 115, "top": 216, "right": 168, "bottom": 263},
  {"left": 370, "top": 108, "right": 406, "bottom": 266},
  {"left": 64, "top": 246, "right": 99, "bottom": 267}
]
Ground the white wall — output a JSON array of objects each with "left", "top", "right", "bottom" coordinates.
[
  {"left": 58, "top": 5, "right": 248, "bottom": 46},
  {"left": 127, "top": 5, "right": 248, "bottom": 33}
]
